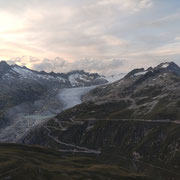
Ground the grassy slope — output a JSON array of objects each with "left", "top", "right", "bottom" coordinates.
[{"left": 0, "top": 143, "right": 149, "bottom": 180}]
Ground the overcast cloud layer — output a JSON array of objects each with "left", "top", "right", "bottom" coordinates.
[{"left": 0, "top": 0, "right": 180, "bottom": 75}]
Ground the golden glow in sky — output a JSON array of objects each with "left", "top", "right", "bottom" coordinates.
[{"left": 0, "top": 0, "right": 180, "bottom": 75}]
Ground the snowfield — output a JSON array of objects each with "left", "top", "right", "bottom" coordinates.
[{"left": 58, "top": 86, "right": 96, "bottom": 110}]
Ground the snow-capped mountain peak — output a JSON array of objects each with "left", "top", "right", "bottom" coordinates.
[
  {"left": 124, "top": 61, "right": 180, "bottom": 79},
  {"left": 0, "top": 61, "right": 107, "bottom": 87},
  {"left": 155, "top": 61, "right": 180, "bottom": 75}
]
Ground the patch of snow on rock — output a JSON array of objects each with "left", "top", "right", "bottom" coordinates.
[
  {"left": 134, "top": 71, "right": 148, "bottom": 76},
  {"left": 161, "top": 63, "right": 169, "bottom": 68},
  {"left": 13, "top": 66, "right": 34, "bottom": 78}
]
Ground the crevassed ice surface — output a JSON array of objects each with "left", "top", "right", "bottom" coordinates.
[{"left": 58, "top": 86, "right": 96, "bottom": 110}]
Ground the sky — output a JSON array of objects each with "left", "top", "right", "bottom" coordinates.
[{"left": 0, "top": 0, "right": 180, "bottom": 75}]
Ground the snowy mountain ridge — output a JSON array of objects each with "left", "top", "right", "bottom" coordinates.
[
  {"left": 0, "top": 61, "right": 107, "bottom": 87},
  {"left": 125, "top": 61, "right": 180, "bottom": 78},
  {"left": 0, "top": 60, "right": 107, "bottom": 140}
]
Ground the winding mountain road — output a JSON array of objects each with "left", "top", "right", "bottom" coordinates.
[{"left": 44, "top": 122, "right": 100, "bottom": 154}]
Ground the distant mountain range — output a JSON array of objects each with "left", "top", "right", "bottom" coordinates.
[
  {"left": 0, "top": 61, "right": 107, "bottom": 140},
  {"left": 0, "top": 60, "right": 107, "bottom": 87}
]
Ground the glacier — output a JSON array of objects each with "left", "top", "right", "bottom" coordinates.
[{"left": 0, "top": 86, "right": 97, "bottom": 142}]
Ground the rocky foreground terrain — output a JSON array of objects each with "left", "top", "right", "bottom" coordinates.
[{"left": 18, "top": 62, "right": 180, "bottom": 180}]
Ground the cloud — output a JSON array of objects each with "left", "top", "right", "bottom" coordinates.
[
  {"left": 31, "top": 57, "right": 126, "bottom": 75},
  {"left": 1, "top": 0, "right": 180, "bottom": 74},
  {"left": 33, "top": 57, "right": 69, "bottom": 72},
  {"left": 175, "top": 36, "right": 180, "bottom": 41},
  {"left": 151, "top": 12, "right": 180, "bottom": 27},
  {"left": 0, "top": 0, "right": 153, "bottom": 59},
  {"left": 98, "top": 0, "right": 152, "bottom": 12}
]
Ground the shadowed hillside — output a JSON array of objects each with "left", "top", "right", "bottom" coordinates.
[{"left": 0, "top": 143, "right": 149, "bottom": 180}]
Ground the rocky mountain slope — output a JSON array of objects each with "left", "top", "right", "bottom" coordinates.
[
  {"left": 0, "top": 61, "right": 106, "bottom": 110},
  {"left": 84, "top": 62, "right": 180, "bottom": 120},
  {"left": 21, "top": 62, "right": 180, "bottom": 180},
  {"left": 0, "top": 61, "right": 106, "bottom": 112},
  {"left": 0, "top": 61, "right": 107, "bottom": 141}
]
